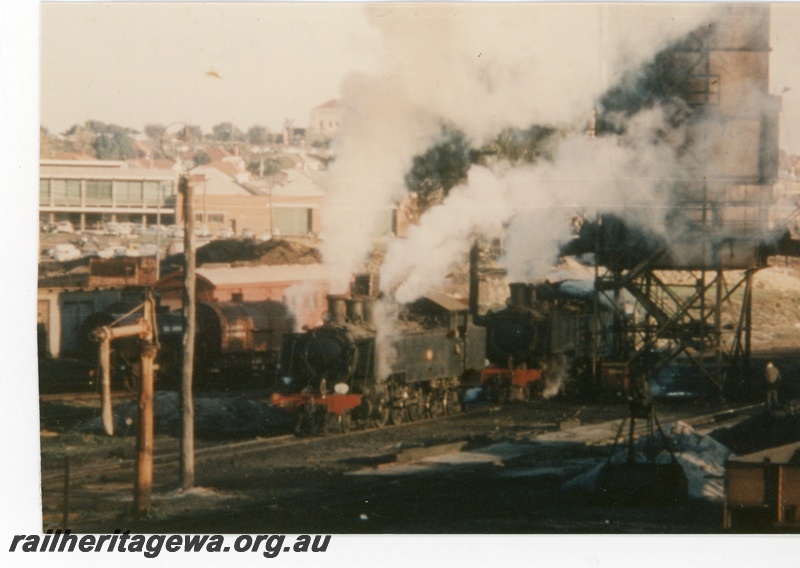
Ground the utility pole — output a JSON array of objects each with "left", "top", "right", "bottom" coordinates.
[{"left": 180, "top": 174, "right": 196, "bottom": 489}]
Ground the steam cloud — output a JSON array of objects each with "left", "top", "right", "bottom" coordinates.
[{"left": 319, "top": 3, "right": 720, "bottom": 296}]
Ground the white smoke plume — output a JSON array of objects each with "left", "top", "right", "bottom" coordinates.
[
  {"left": 320, "top": 3, "right": 718, "bottom": 293},
  {"left": 384, "top": 105, "right": 685, "bottom": 300}
]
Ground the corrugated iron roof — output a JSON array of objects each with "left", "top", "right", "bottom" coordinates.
[
  {"left": 419, "top": 292, "right": 468, "bottom": 312},
  {"left": 197, "top": 263, "right": 329, "bottom": 286}
]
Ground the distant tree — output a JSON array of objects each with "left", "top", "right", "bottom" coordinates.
[
  {"left": 144, "top": 123, "right": 166, "bottom": 140},
  {"left": 405, "top": 126, "right": 475, "bottom": 213},
  {"left": 95, "top": 131, "right": 137, "bottom": 160},
  {"left": 211, "top": 122, "right": 244, "bottom": 142},
  {"left": 186, "top": 125, "right": 203, "bottom": 140},
  {"left": 194, "top": 150, "right": 212, "bottom": 166},
  {"left": 94, "top": 132, "right": 137, "bottom": 160},
  {"left": 247, "top": 125, "right": 269, "bottom": 146},
  {"left": 247, "top": 156, "right": 283, "bottom": 177}
]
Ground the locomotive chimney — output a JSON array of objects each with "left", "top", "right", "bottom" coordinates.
[
  {"left": 327, "top": 295, "right": 347, "bottom": 326},
  {"left": 346, "top": 297, "right": 365, "bottom": 322},
  {"left": 509, "top": 283, "right": 528, "bottom": 309},
  {"left": 362, "top": 297, "right": 375, "bottom": 326}
]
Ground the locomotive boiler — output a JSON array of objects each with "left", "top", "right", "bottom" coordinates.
[{"left": 271, "top": 293, "right": 486, "bottom": 434}]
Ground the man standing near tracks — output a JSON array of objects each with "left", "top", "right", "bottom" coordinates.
[{"left": 765, "top": 361, "right": 781, "bottom": 412}]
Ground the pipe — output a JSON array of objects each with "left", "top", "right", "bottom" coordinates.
[
  {"left": 509, "top": 283, "right": 528, "bottom": 309},
  {"left": 468, "top": 242, "right": 481, "bottom": 322}
]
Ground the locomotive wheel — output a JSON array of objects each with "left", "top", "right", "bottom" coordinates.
[
  {"left": 406, "top": 402, "right": 422, "bottom": 422},
  {"left": 323, "top": 412, "right": 341, "bottom": 435},
  {"left": 427, "top": 393, "right": 444, "bottom": 418},
  {"left": 390, "top": 406, "right": 405, "bottom": 426},
  {"left": 373, "top": 401, "right": 391, "bottom": 428},
  {"left": 340, "top": 410, "right": 352, "bottom": 433},
  {"left": 123, "top": 372, "right": 140, "bottom": 393},
  {"left": 444, "top": 389, "right": 462, "bottom": 415},
  {"left": 523, "top": 382, "right": 536, "bottom": 403}
]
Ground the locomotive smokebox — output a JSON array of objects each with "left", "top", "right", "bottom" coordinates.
[
  {"left": 327, "top": 295, "right": 348, "bottom": 326},
  {"left": 509, "top": 283, "right": 529, "bottom": 309}
]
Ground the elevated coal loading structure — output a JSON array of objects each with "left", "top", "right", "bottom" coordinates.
[{"left": 576, "top": 5, "right": 792, "bottom": 397}]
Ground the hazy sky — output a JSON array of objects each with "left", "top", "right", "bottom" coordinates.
[
  {"left": 40, "top": 2, "right": 382, "bottom": 134},
  {"left": 39, "top": 2, "right": 800, "bottom": 154}
]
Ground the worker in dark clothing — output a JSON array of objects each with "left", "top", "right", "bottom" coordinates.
[{"left": 765, "top": 361, "right": 781, "bottom": 411}]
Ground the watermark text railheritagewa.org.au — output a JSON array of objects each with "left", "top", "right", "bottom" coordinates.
[{"left": 9, "top": 530, "right": 331, "bottom": 558}]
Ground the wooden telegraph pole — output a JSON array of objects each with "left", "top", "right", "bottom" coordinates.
[{"left": 180, "top": 174, "right": 196, "bottom": 489}]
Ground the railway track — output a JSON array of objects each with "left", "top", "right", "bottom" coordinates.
[
  {"left": 40, "top": 404, "right": 488, "bottom": 490},
  {"left": 100, "top": 401, "right": 765, "bottom": 534}
]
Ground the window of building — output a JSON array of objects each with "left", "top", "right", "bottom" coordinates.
[
  {"left": 40, "top": 179, "right": 51, "bottom": 205},
  {"left": 52, "top": 179, "right": 81, "bottom": 206},
  {"left": 85, "top": 180, "right": 113, "bottom": 206},
  {"left": 194, "top": 213, "right": 205, "bottom": 222},
  {"left": 207, "top": 213, "right": 224, "bottom": 223},
  {"left": 143, "top": 181, "right": 160, "bottom": 206},
  {"left": 115, "top": 180, "right": 143, "bottom": 206}
]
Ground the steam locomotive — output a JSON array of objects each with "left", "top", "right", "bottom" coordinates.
[
  {"left": 271, "top": 293, "right": 486, "bottom": 434},
  {"left": 474, "top": 280, "right": 619, "bottom": 402},
  {"left": 78, "top": 297, "right": 295, "bottom": 389}
]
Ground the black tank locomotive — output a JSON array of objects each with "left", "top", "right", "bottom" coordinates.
[
  {"left": 272, "top": 294, "right": 486, "bottom": 433},
  {"left": 475, "top": 281, "right": 616, "bottom": 401}
]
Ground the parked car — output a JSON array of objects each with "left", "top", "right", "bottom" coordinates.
[
  {"left": 144, "top": 224, "right": 170, "bottom": 237},
  {"left": 216, "top": 226, "right": 234, "bottom": 239},
  {"left": 130, "top": 223, "right": 144, "bottom": 235},
  {"left": 171, "top": 226, "right": 185, "bottom": 239},
  {"left": 51, "top": 243, "right": 81, "bottom": 262},
  {"left": 139, "top": 244, "right": 159, "bottom": 257},
  {"left": 104, "top": 222, "right": 121, "bottom": 236},
  {"left": 118, "top": 222, "right": 133, "bottom": 236},
  {"left": 240, "top": 228, "right": 255, "bottom": 240},
  {"left": 55, "top": 221, "right": 75, "bottom": 234},
  {"left": 194, "top": 225, "right": 212, "bottom": 238}
]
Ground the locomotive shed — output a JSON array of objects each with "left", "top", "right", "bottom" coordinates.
[{"left": 40, "top": 393, "right": 780, "bottom": 534}]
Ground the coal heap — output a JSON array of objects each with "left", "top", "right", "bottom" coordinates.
[{"left": 166, "top": 238, "right": 322, "bottom": 270}]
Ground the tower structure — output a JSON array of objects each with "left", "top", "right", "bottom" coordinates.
[{"left": 590, "top": 5, "right": 787, "bottom": 397}]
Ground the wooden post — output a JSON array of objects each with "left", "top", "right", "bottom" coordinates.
[
  {"left": 99, "top": 336, "right": 114, "bottom": 436},
  {"left": 134, "top": 342, "right": 157, "bottom": 515},
  {"left": 134, "top": 292, "right": 158, "bottom": 516},
  {"left": 180, "top": 175, "right": 196, "bottom": 489}
]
